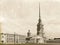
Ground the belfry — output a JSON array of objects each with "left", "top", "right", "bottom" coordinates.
[{"left": 36, "top": 3, "right": 44, "bottom": 43}]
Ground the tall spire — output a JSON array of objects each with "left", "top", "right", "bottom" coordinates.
[
  {"left": 37, "top": 3, "right": 41, "bottom": 35},
  {"left": 39, "top": 2, "right": 40, "bottom": 19},
  {"left": 39, "top": 3, "right": 41, "bottom": 23},
  {"left": 36, "top": 3, "right": 45, "bottom": 43},
  {"left": 37, "top": 3, "right": 43, "bottom": 35}
]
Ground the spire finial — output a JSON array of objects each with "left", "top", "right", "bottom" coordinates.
[{"left": 39, "top": 2, "right": 40, "bottom": 19}]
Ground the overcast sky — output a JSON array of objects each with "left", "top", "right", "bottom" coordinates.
[{"left": 0, "top": 0, "right": 60, "bottom": 39}]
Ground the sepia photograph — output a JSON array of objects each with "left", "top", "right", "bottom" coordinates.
[{"left": 0, "top": 0, "right": 60, "bottom": 45}]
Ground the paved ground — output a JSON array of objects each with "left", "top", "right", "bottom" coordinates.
[{"left": 0, "top": 43, "right": 60, "bottom": 45}]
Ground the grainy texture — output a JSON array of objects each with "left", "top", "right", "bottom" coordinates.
[{"left": 0, "top": 43, "right": 60, "bottom": 45}]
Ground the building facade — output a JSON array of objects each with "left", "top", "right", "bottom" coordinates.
[{"left": 0, "top": 33, "right": 26, "bottom": 44}]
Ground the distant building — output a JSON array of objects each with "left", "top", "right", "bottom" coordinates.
[
  {"left": 46, "top": 38, "right": 60, "bottom": 43},
  {"left": 54, "top": 38, "right": 60, "bottom": 40},
  {"left": 0, "top": 33, "right": 26, "bottom": 44}
]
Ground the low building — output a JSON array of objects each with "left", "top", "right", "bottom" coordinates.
[
  {"left": 46, "top": 38, "right": 60, "bottom": 43},
  {"left": 0, "top": 33, "right": 26, "bottom": 44}
]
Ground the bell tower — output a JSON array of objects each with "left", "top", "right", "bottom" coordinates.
[
  {"left": 36, "top": 3, "right": 44, "bottom": 43},
  {"left": 37, "top": 3, "right": 44, "bottom": 37}
]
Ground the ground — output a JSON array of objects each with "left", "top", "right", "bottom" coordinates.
[{"left": 0, "top": 43, "right": 60, "bottom": 45}]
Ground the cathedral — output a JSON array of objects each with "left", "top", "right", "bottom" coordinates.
[{"left": 26, "top": 3, "right": 45, "bottom": 43}]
